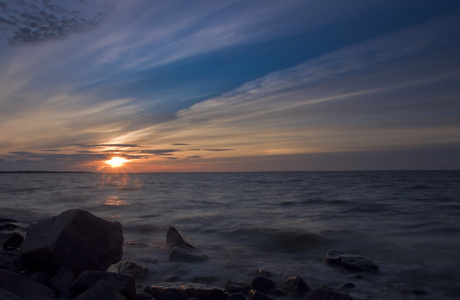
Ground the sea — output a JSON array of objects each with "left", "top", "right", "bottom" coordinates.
[{"left": 0, "top": 171, "right": 459, "bottom": 299}]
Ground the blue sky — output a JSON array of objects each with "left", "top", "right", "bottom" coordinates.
[{"left": 1, "top": 0, "right": 459, "bottom": 171}]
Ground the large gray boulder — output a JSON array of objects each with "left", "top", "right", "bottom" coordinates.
[{"left": 20, "top": 209, "right": 124, "bottom": 274}]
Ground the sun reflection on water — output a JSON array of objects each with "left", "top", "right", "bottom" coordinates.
[{"left": 103, "top": 195, "right": 129, "bottom": 206}]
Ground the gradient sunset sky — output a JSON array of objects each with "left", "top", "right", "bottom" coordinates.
[{"left": 1, "top": 0, "right": 460, "bottom": 172}]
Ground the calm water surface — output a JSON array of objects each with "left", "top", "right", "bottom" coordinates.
[{"left": 1, "top": 171, "right": 459, "bottom": 299}]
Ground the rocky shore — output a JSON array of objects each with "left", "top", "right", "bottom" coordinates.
[{"left": 0, "top": 209, "right": 422, "bottom": 300}]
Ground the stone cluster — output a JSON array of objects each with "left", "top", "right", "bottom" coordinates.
[{"left": 1, "top": 209, "right": 425, "bottom": 300}]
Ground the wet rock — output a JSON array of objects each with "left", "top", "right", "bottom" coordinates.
[
  {"left": 284, "top": 275, "right": 308, "bottom": 294},
  {"left": 166, "top": 226, "right": 196, "bottom": 249},
  {"left": 0, "top": 233, "right": 24, "bottom": 250},
  {"left": 169, "top": 245, "right": 208, "bottom": 263},
  {"left": 71, "top": 270, "right": 135, "bottom": 299},
  {"left": 339, "top": 282, "right": 355, "bottom": 289},
  {"left": 323, "top": 250, "right": 380, "bottom": 273},
  {"left": 31, "top": 272, "right": 51, "bottom": 285},
  {"left": 271, "top": 288, "right": 287, "bottom": 296},
  {"left": 21, "top": 209, "right": 124, "bottom": 274},
  {"left": 248, "top": 290, "right": 274, "bottom": 300},
  {"left": 253, "top": 269, "right": 273, "bottom": 278},
  {"left": 118, "top": 261, "right": 149, "bottom": 279},
  {"left": 0, "top": 251, "right": 23, "bottom": 272},
  {"left": 50, "top": 266, "right": 75, "bottom": 291},
  {"left": 225, "top": 280, "right": 251, "bottom": 294},
  {"left": 228, "top": 292, "right": 247, "bottom": 300},
  {"left": 306, "top": 288, "right": 354, "bottom": 300},
  {"left": 73, "top": 280, "right": 127, "bottom": 300},
  {"left": 0, "top": 269, "right": 56, "bottom": 298},
  {"left": 144, "top": 282, "right": 227, "bottom": 300},
  {"left": 251, "top": 276, "right": 276, "bottom": 294}
]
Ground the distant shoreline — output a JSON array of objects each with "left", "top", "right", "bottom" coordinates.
[{"left": 0, "top": 171, "right": 94, "bottom": 173}]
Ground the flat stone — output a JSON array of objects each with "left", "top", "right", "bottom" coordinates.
[
  {"left": 71, "top": 270, "right": 135, "bottom": 299},
  {"left": 0, "top": 251, "right": 23, "bottom": 272},
  {"left": 169, "top": 245, "right": 208, "bottom": 263},
  {"left": 21, "top": 209, "right": 124, "bottom": 274},
  {"left": 144, "top": 282, "right": 227, "bottom": 300},
  {"left": 323, "top": 250, "right": 380, "bottom": 273},
  {"left": 306, "top": 288, "right": 354, "bottom": 300},
  {"left": 0, "top": 269, "right": 56, "bottom": 298}
]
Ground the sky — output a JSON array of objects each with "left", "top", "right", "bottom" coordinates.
[{"left": 1, "top": 0, "right": 460, "bottom": 172}]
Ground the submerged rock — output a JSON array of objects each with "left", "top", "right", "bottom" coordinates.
[
  {"left": 20, "top": 209, "right": 124, "bottom": 274},
  {"left": 169, "top": 245, "right": 208, "bottom": 263},
  {"left": 323, "top": 250, "right": 380, "bottom": 273},
  {"left": 144, "top": 282, "right": 227, "bottom": 300},
  {"left": 306, "top": 288, "right": 354, "bottom": 300}
]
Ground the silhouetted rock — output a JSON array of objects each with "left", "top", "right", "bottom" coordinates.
[
  {"left": 144, "top": 282, "right": 227, "bottom": 300},
  {"left": 166, "top": 226, "right": 196, "bottom": 249},
  {"left": 339, "top": 282, "right": 355, "bottom": 289},
  {"left": 73, "top": 280, "right": 127, "bottom": 300},
  {"left": 0, "top": 287, "right": 20, "bottom": 300},
  {"left": 248, "top": 290, "right": 274, "bottom": 300},
  {"left": 323, "top": 250, "right": 379, "bottom": 273},
  {"left": 228, "top": 292, "right": 247, "bottom": 300},
  {"left": 306, "top": 288, "right": 354, "bottom": 300},
  {"left": 0, "top": 233, "right": 24, "bottom": 250},
  {"left": 169, "top": 245, "right": 208, "bottom": 263},
  {"left": 0, "top": 251, "right": 23, "bottom": 272},
  {"left": 50, "top": 266, "right": 75, "bottom": 291},
  {"left": 21, "top": 209, "right": 123, "bottom": 274},
  {"left": 0, "top": 269, "right": 56, "bottom": 298},
  {"left": 251, "top": 276, "right": 276, "bottom": 294},
  {"left": 284, "top": 275, "right": 308, "bottom": 294},
  {"left": 118, "top": 261, "right": 149, "bottom": 278},
  {"left": 71, "top": 270, "right": 135, "bottom": 299},
  {"left": 253, "top": 269, "right": 273, "bottom": 278},
  {"left": 226, "top": 280, "right": 251, "bottom": 294}
]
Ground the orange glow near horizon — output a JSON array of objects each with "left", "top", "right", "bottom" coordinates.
[{"left": 105, "top": 156, "right": 127, "bottom": 168}]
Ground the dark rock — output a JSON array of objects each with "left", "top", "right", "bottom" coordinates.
[
  {"left": 71, "top": 270, "right": 135, "bottom": 299},
  {"left": 306, "top": 288, "right": 354, "bottom": 300},
  {"left": 339, "top": 282, "right": 355, "bottom": 289},
  {"left": 0, "top": 233, "right": 24, "bottom": 250},
  {"left": 20, "top": 209, "right": 124, "bottom": 274},
  {"left": 228, "top": 292, "right": 247, "bottom": 300},
  {"left": 271, "top": 288, "right": 287, "bottom": 296},
  {"left": 225, "top": 280, "right": 251, "bottom": 294},
  {"left": 323, "top": 250, "right": 379, "bottom": 273},
  {"left": 0, "top": 287, "right": 21, "bottom": 300},
  {"left": 0, "top": 251, "right": 23, "bottom": 272},
  {"left": 284, "top": 275, "right": 308, "bottom": 293},
  {"left": 0, "top": 269, "right": 56, "bottom": 298},
  {"left": 50, "top": 266, "right": 75, "bottom": 291},
  {"left": 164, "top": 274, "right": 182, "bottom": 282},
  {"left": 73, "top": 280, "right": 127, "bottom": 300},
  {"left": 192, "top": 275, "right": 217, "bottom": 284},
  {"left": 253, "top": 269, "right": 273, "bottom": 278},
  {"left": 352, "top": 274, "right": 363, "bottom": 279},
  {"left": 1, "top": 223, "right": 20, "bottom": 231},
  {"left": 144, "top": 282, "right": 227, "bottom": 300},
  {"left": 166, "top": 226, "right": 196, "bottom": 249},
  {"left": 31, "top": 272, "right": 51, "bottom": 285},
  {"left": 251, "top": 276, "right": 276, "bottom": 294},
  {"left": 398, "top": 287, "right": 427, "bottom": 295},
  {"left": 169, "top": 245, "right": 208, "bottom": 263},
  {"left": 248, "top": 290, "right": 274, "bottom": 300},
  {"left": 118, "top": 261, "right": 149, "bottom": 278}
]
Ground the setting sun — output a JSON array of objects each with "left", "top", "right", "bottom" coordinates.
[{"left": 105, "top": 157, "right": 127, "bottom": 168}]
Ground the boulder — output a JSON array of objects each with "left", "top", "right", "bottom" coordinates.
[
  {"left": 144, "top": 282, "right": 227, "bottom": 300},
  {"left": 284, "top": 275, "right": 308, "bottom": 294},
  {"left": 225, "top": 280, "right": 251, "bottom": 294},
  {"left": 71, "top": 270, "right": 136, "bottom": 299},
  {"left": 169, "top": 245, "right": 208, "bottom": 263},
  {"left": 248, "top": 290, "right": 274, "bottom": 300},
  {"left": 251, "top": 276, "right": 276, "bottom": 294},
  {"left": 0, "top": 269, "right": 56, "bottom": 298},
  {"left": 117, "top": 261, "right": 149, "bottom": 278},
  {"left": 0, "top": 251, "right": 23, "bottom": 272},
  {"left": 50, "top": 266, "right": 75, "bottom": 291},
  {"left": 166, "top": 226, "right": 196, "bottom": 249},
  {"left": 20, "top": 209, "right": 123, "bottom": 274},
  {"left": 323, "top": 250, "right": 379, "bottom": 273},
  {"left": 306, "top": 288, "right": 354, "bottom": 300},
  {"left": 0, "top": 287, "right": 21, "bottom": 300},
  {"left": 228, "top": 292, "right": 247, "bottom": 300},
  {"left": 0, "top": 233, "right": 24, "bottom": 250},
  {"left": 73, "top": 280, "right": 127, "bottom": 300}
]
